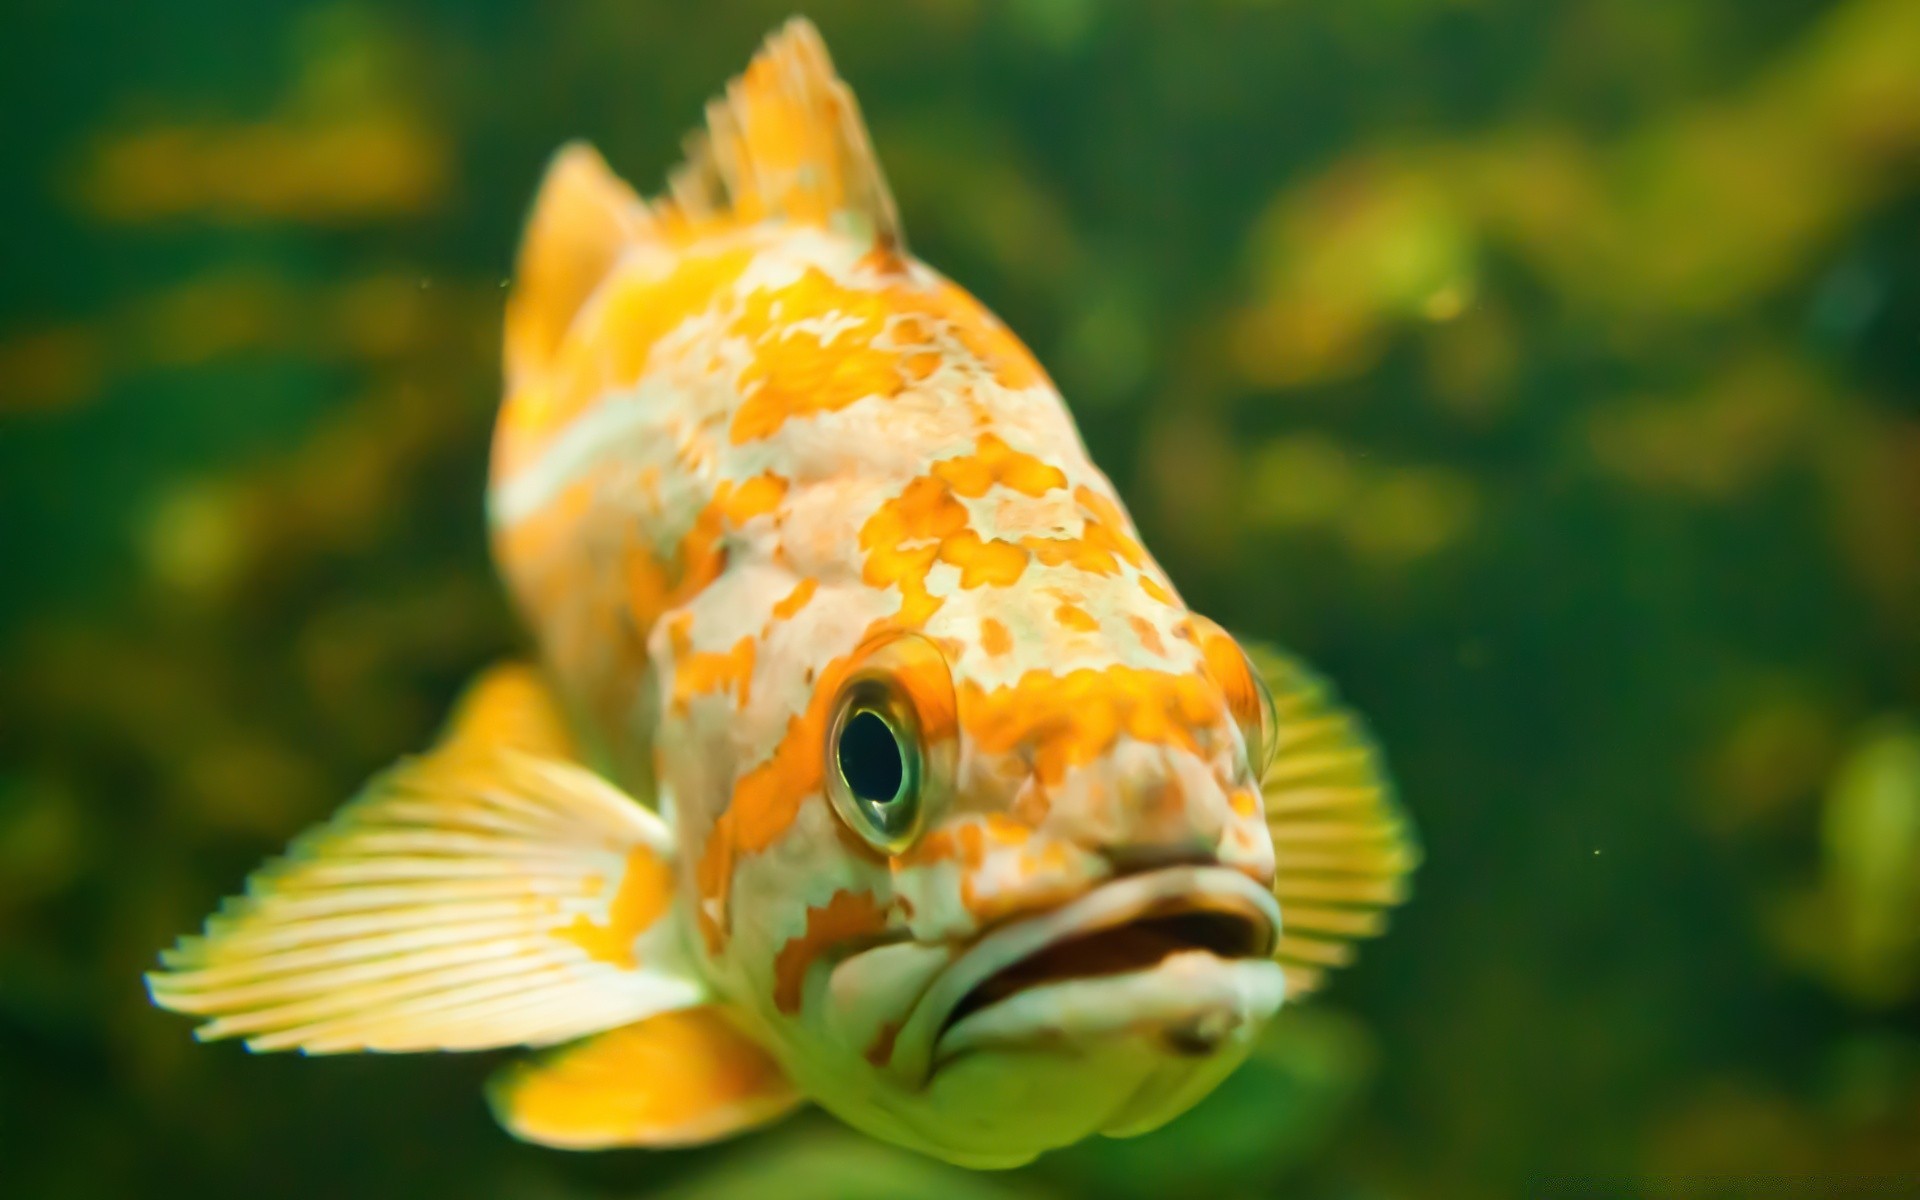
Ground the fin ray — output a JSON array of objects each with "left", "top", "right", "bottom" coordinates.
[
  {"left": 148, "top": 665, "right": 704, "bottom": 1054},
  {"left": 659, "top": 18, "right": 902, "bottom": 249},
  {"left": 1247, "top": 643, "right": 1419, "bottom": 1000}
]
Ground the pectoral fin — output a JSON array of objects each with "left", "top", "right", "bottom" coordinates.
[
  {"left": 1246, "top": 644, "right": 1420, "bottom": 999},
  {"left": 146, "top": 664, "right": 704, "bottom": 1053},
  {"left": 488, "top": 1007, "right": 800, "bottom": 1149}
]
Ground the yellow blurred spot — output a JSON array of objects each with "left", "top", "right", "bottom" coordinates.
[
  {"left": 142, "top": 483, "right": 247, "bottom": 601},
  {"left": 1249, "top": 435, "right": 1358, "bottom": 529},
  {"left": 81, "top": 116, "right": 447, "bottom": 225},
  {"left": 1819, "top": 718, "right": 1920, "bottom": 1005},
  {"left": 1418, "top": 282, "right": 1471, "bottom": 322},
  {"left": 1341, "top": 468, "right": 1479, "bottom": 567},
  {"left": 136, "top": 272, "right": 297, "bottom": 367},
  {"left": 1250, "top": 436, "right": 1478, "bottom": 568},
  {"left": 1700, "top": 686, "right": 1840, "bottom": 834},
  {"left": 1233, "top": 159, "right": 1477, "bottom": 389},
  {"left": 76, "top": 10, "right": 446, "bottom": 226},
  {"left": 1585, "top": 353, "right": 1817, "bottom": 500},
  {"left": 1644, "top": 1080, "right": 1822, "bottom": 1182}
]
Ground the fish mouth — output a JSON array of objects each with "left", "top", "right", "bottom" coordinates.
[{"left": 890, "top": 866, "right": 1281, "bottom": 1084}]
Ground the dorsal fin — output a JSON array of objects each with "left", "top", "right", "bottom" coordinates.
[
  {"left": 659, "top": 17, "right": 903, "bottom": 251},
  {"left": 504, "top": 143, "right": 654, "bottom": 387},
  {"left": 504, "top": 20, "right": 902, "bottom": 387}
]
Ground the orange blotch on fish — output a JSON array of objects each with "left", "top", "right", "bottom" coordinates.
[
  {"left": 499, "top": 245, "right": 756, "bottom": 476},
  {"left": 932, "top": 433, "right": 1067, "bottom": 500},
  {"left": 895, "top": 576, "right": 945, "bottom": 627},
  {"left": 728, "top": 269, "right": 905, "bottom": 443},
  {"left": 672, "top": 634, "right": 757, "bottom": 715},
  {"left": 960, "top": 667, "right": 1226, "bottom": 788},
  {"left": 773, "top": 890, "right": 890, "bottom": 1013},
  {"left": 664, "top": 472, "right": 792, "bottom": 627},
  {"left": 900, "top": 812, "right": 1031, "bottom": 870},
  {"left": 1073, "top": 487, "right": 1145, "bottom": 562},
  {"left": 1129, "top": 614, "right": 1168, "bottom": 658},
  {"left": 601, "top": 487, "right": 674, "bottom": 636},
  {"left": 590, "top": 246, "right": 759, "bottom": 394},
  {"left": 721, "top": 471, "right": 791, "bottom": 523},
  {"left": 979, "top": 617, "right": 1013, "bottom": 658},
  {"left": 1021, "top": 534, "right": 1121, "bottom": 576},
  {"left": 939, "top": 529, "right": 1030, "bottom": 589},
  {"left": 771, "top": 577, "right": 818, "bottom": 620},
  {"left": 1138, "top": 575, "right": 1175, "bottom": 606},
  {"left": 694, "top": 650, "right": 859, "bottom": 949},
  {"left": 1054, "top": 603, "right": 1099, "bottom": 633},
  {"left": 1190, "top": 616, "right": 1262, "bottom": 737},
  {"left": 1228, "top": 786, "right": 1262, "bottom": 819},
  {"left": 726, "top": 270, "right": 1051, "bottom": 445},
  {"left": 1011, "top": 489, "right": 1148, "bottom": 580},
  {"left": 934, "top": 283, "right": 1049, "bottom": 391},
  {"left": 860, "top": 476, "right": 966, "bottom": 624},
  {"left": 555, "top": 847, "right": 675, "bottom": 969}
]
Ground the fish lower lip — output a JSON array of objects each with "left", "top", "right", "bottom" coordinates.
[{"left": 890, "top": 866, "right": 1280, "bottom": 1083}]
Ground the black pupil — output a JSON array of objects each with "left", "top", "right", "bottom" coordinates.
[{"left": 839, "top": 709, "right": 904, "bottom": 804}]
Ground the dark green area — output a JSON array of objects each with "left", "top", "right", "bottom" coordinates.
[{"left": 3, "top": 2, "right": 1918, "bottom": 1197}]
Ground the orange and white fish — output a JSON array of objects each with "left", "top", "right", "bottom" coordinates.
[{"left": 148, "top": 19, "right": 1416, "bottom": 1168}]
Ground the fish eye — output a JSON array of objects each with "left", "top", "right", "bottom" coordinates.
[
  {"left": 828, "top": 681, "right": 925, "bottom": 852},
  {"left": 839, "top": 707, "right": 907, "bottom": 806}
]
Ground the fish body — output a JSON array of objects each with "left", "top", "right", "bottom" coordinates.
[{"left": 149, "top": 20, "right": 1415, "bottom": 1168}]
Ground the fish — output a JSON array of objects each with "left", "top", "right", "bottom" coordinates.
[{"left": 146, "top": 18, "right": 1417, "bottom": 1168}]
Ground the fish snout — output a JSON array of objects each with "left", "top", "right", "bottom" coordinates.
[{"left": 1046, "top": 749, "right": 1265, "bottom": 882}]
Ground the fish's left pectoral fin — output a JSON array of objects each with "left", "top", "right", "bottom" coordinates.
[
  {"left": 488, "top": 1006, "right": 801, "bottom": 1149},
  {"left": 1245, "top": 643, "right": 1421, "bottom": 1001},
  {"left": 147, "top": 677, "right": 704, "bottom": 1053}
]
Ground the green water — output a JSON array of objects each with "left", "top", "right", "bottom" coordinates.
[{"left": 3, "top": 2, "right": 1918, "bottom": 1197}]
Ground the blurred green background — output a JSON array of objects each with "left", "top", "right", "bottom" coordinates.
[{"left": 4, "top": 1, "right": 1919, "bottom": 1196}]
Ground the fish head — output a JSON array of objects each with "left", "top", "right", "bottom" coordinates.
[{"left": 691, "top": 594, "right": 1287, "bottom": 1167}]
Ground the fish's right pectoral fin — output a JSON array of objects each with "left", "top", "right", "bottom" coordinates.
[
  {"left": 488, "top": 1006, "right": 801, "bottom": 1149},
  {"left": 1245, "top": 643, "right": 1421, "bottom": 1001},
  {"left": 146, "top": 663, "right": 705, "bottom": 1054}
]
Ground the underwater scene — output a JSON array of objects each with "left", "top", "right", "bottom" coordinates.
[{"left": 3, "top": 1, "right": 1919, "bottom": 1197}]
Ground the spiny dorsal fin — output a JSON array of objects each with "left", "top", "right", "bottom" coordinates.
[
  {"left": 1247, "top": 643, "right": 1420, "bottom": 1001},
  {"left": 504, "top": 143, "right": 655, "bottom": 387},
  {"left": 660, "top": 17, "right": 903, "bottom": 252},
  {"left": 503, "top": 21, "right": 901, "bottom": 387}
]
